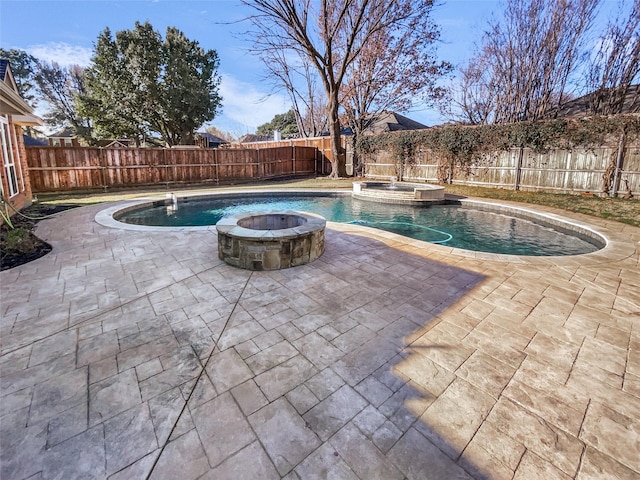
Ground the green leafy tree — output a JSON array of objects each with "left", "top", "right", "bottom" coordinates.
[
  {"left": 79, "top": 21, "right": 222, "bottom": 146},
  {"left": 0, "top": 48, "right": 38, "bottom": 106},
  {"left": 256, "top": 110, "right": 299, "bottom": 136},
  {"left": 33, "top": 61, "right": 93, "bottom": 142}
]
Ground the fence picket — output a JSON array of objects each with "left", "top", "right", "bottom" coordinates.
[{"left": 26, "top": 146, "right": 317, "bottom": 192}]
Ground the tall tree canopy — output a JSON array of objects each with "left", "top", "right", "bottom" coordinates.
[
  {"left": 450, "top": 0, "right": 600, "bottom": 124},
  {"left": 340, "top": 17, "right": 451, "bottom": 174},
  {"left": 0, "top": 49, "right": 90, "bottom": 138},
  {"left": 256, "top": 109, "right": 299, "bottom": 136},
  {"left": 0, "top": 49, "right": 39, "bottom": 107},
  {"left": 258, "top": 47, "right": 329, "bottom": 138},
  {"left": 242, "top": 0, "right": 447, "bottom": 178},
  {"left": 33, "top": 61, "right": 92, "bottom": 142},
  {"left": 78, "top": 21, "right": 222, "bottom": 146},
  {"left": 585, "top": 0, "right": 640, "bottom": 114}
]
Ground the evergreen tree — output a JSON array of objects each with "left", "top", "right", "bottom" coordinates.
[
  {"left": 0, "top": 48, "right": 39, "bottom": 106},
  {"left": 79, "top": 22, "right": 222, "bottom": 146},
  {"left": 256, "top": 110, "right": 299, "bottom": 136}
]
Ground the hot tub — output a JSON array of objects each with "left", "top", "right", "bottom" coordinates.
[
  {"left": 352, "top": 180, "right": 445, "bottom": 204},
  {"left": 215, "top": 211, "right": 326, "bottom": 270}
]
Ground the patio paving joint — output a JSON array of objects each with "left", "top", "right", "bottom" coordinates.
[
  {"left": 144, "top": 270, "right": 254, "bottom": 478},
  {"left": 1, "top": 197, "right": 638, "bottom": 479}
]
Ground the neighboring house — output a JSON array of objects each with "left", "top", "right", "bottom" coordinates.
[
  {"left": 196, "top": 132, "right": 229, "bottom": 148},
  {"left": 548, "top": 84, "right": 640, "bottom": 118},
  {"left": 48, "top": 127, "right": 80, "bottom": 147},
  {"left": 238, "top": 134, "right": 273, "bottom": 144},
  {"left": 95, "top": 138, "right": 132, "bottom": 148},
  {"left": 0, "top": 59, "right": 43, "bottom": 214},
  {"left": 23, "top": 134, "right": 48, "bottom": 146},
  {"left": 358, "top": 111, "right": 429, "bottom": 135},
  {"left": 238, "top": 111, "right": 428, "bottom": 145}
]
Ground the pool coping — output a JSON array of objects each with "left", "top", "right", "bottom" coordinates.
[{"left": 94, "top": 188, "right": 637, "bottom": 265}]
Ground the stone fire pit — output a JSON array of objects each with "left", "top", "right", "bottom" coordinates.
[{"left": 216, "top": 211, "right": 326, "bottom": 270}]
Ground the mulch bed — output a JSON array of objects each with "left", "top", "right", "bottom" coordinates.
[{"left": 1, "top": 204, "right": 79, "bottom": 271}]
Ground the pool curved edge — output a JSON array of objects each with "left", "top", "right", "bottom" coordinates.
[
  {"left": 94, "top": 189, "right": 349, "bottom": 233},
  {"left": 95, "top": 200, "right": 216, "bottom": 232},
  {"left": 94, "top": 190, "right": 637, "bottom": 265}
]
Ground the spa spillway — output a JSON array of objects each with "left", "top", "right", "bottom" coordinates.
[
  {"left": 352, "top": 180, "right": 445, "bottom": 205},
  {"left": 216, "top": 211, "right": 326, "bottom": 270}
]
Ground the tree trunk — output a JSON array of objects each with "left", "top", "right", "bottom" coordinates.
[
  {"left": 327, "top": 93, "right": 347, "bottom": 178},
  {"left": 180, "top": 131, "right": 195, "bottom": 145}
]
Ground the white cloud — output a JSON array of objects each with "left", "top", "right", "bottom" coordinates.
[
  {"left": 217, "top": 73, "right": 290, "bottom": 131},
  {"left": 26, "top": 42, "right": 93, "bottom": 67}
]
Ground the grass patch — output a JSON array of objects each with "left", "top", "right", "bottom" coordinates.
[{"left": 442, "top": 184, "right": 639, "bottom": 227}]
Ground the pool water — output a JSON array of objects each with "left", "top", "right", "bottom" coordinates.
[{"left": 116, "top": 194, "right": 602, "bottom": 256}]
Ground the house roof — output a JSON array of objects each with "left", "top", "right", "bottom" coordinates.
[
  {"left": 363, "top": 111, "right": 429, "bottom": 134},
  {"left": 23, "top": 134, "right": 48, "bottom": 146},
  {"left": 197, "top": 132, "right": 228, "bottom": 144},
  {"left": 48, "top": 128, "right": 76, "bottom": 138},
  {"left": 0, "top": 59, "right": 41, "bottom": 121},
  {"left": 238, "top": 134, "right": 273, "bottom": 143},
  {"left": 95, "top": 139, "right": 132, "bottom": 148},
  {"left": 0, "top": 60, "right": 8, "bottom": 83},
  {"left": 237, "top": 111, "right": 428, "bottom": 143},
  {"left": 0, "top": 59, "right": 18, "bottom": 93},
  {"left": 550, "top": 84, "right": 640, "bottom": 118}
]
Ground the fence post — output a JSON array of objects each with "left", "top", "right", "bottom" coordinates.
[
  {"left": 163, "top": 149, "right": 169, "bottom": 189},
  {"left": 214, "top": 149, "right": 219, "bottom": 184},
  {"left": 612, "top": 131, "right": 626, "bottom": 197},
  {"left": 257, "top": 148, "right": 261, "bottom": 179},
  {"left": 514, "top": 147, "right": 524, "bottom": 191},
  {"left": 322, "top": 138, "right": 326, "bottom": 175},
  {"left": 563, "top": 149, "right": 573, "bottom": 193},
  {"left": 100, "top": 147, "right": 108, "bottom": 192},
  {"left": 292, "top": 146, "right": 296, "bottom": 175},
  {"left": 314, "top": 145, "right": 318, "bottom": 175}
]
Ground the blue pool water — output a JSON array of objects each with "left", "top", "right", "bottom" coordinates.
[{"left": 116, "top": 193, "right": 602, "bottom": 256}]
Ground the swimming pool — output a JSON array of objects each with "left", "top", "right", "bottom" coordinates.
[{"left": 113, "top": 192, "right": 604, "bottom": 257}]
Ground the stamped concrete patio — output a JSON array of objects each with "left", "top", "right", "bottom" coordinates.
[{"left": 1, "top": 191, "right": 639, "bottom": 480}]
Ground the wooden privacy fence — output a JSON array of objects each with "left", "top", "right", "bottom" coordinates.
[
  {"left": 26, "top": 146, "right": 317, "bottom": 192},
  {"left": 235, "top": 135, "right": 350, "bottom": 175},
  {"left": 363, "top": 143, "right": 640, "bottom": 196}
]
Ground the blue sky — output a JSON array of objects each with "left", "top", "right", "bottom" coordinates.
[{"left": 0, "top": 0, "right": 620, "bottom": 135}]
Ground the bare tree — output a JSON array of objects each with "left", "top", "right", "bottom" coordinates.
[
  {"left": 205, "top": 125, "right": 237, "bottom": 142},
  {"left": 444, "top": 55, "right": 496, "bottom": 125},
  {"left": 586, "top": 0, "right": 640, "bottom": 115},
  {"left": 260, "top": 46, "right": 328, "bottom": 137},
  {"left": 340, "top": 20, "right": 451, "bottom": 173},
  {"left": 294, "top": 60, "right": 330, "bottom": 137},
  {"left": 34, "top": 61, "right": 93, "bottom": 143},
  {"left": 242, "top": 0, "right": 444, "bottom": 178},
  {"left": 453, "top": 0, "right": 600, "bottom": 124},
  {"left": 297, "top": 85, "right": 330, "bottom": 137}
]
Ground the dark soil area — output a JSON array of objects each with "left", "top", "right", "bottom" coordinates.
[{"left": 1, "top": 204, "right": 78, "bottom": 271}]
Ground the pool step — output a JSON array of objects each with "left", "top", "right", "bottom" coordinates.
[{"left": 352, "top": 189, "right": 446, "bottom": 205}]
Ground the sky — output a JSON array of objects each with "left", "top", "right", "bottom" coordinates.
[{"left": 0, "top": 0, "right": 622, "bottom": 136}]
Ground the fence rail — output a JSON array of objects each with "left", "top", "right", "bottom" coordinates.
[
  {"left": 26, "top": 139, "right": 640, "bottom": 196},
  {"left": 235, "top": 135, "right": 349, "bottom": 175},
  {"left": 363, "top": 144, "right": 640, "bottom": 196},
  {"left": 26, "top": 146, "right": 317, "bottom": 192}
]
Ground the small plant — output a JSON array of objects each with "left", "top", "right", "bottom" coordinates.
[
  {"left": 0, "top": 203, "right": 14, "bottom": 229},
  {"left": 3, "top": 228, "right": 35, "bottom": 252}
]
